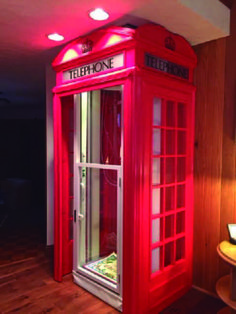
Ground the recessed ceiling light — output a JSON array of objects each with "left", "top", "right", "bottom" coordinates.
[
  {"left": 47, "top": 33, "right": 64, "bottom": 42},
  {"left": 89, "top": 8, "right": 109, "bottom": 21}
]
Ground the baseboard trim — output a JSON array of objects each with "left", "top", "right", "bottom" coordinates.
[{"left": 192, "top": 284, "right": 219, "bottom": 299}]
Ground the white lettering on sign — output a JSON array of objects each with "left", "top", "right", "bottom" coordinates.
[{"left": 63, "top": 54, "right": 124, "bottom": 82}]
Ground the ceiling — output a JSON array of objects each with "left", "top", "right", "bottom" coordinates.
[{"left": 0, "top": 0, "right": 230, "bottom": 116}]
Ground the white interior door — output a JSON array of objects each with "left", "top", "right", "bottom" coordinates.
[{"left": 73, "top": 86, "right": 123, "bottom": 296}]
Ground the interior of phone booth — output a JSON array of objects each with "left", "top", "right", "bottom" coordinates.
[
  {"left": 52, "top": 24, "right": 197, "bottom": 314},
  {"left": 76, "top": 87, "right": 122, "bottom": 283}
]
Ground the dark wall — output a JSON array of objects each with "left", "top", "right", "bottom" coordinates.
[{"left": 0, "top": 118, "right": 46, "bottom": 227}]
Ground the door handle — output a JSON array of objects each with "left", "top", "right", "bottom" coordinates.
[
  {"left": 74, "top": 210, "right": 84, "bottom": 221},
  {"left": 78, "top": 181, "right": 85, "bottom": 220},
  {"left": 78, "top": 212, "right": 84, "bottom": 219},
  {"left": 80, "top": 182, "right": 85, "bottom": 201}
]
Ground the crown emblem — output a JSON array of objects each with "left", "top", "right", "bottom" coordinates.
[
  {"left": 81, "top": 39, "right": 93, "bottom": 53},
  {"left": 165, "top": 36, "right": 175, "bottom": 51}
]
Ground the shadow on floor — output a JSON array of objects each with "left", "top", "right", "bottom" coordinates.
[{"left": 161, "top": 288, "right": 226, "bottom": 314}]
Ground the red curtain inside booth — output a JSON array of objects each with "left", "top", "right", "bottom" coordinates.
[{"left": 99, "top": 90, "right": 121, "bottom": 257}]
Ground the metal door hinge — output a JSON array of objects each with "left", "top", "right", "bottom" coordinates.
[{"left": 74, "top": 210, "right": 76, "bottom": 222}]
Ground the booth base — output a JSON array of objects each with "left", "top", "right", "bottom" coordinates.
[{"left": 73, "top": 270, "right": 122, "bottom": 311}]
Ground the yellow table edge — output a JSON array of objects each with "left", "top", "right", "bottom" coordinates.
[{"left": 218, "top": 241, "right": 236, "bottom": 266}]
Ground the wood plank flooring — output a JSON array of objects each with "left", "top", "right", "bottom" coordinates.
[
  {"left": 0, "top": 221, "right": 118, "bottom": 313},
  {"left": 0, "top": 225, "right": 227, "bottom": 313},
  {"left": 0, "top": 252, "right": 118, "bottom": 313},
  {"left": 0, "top": 249, "right": 227, "bottom": 314}
]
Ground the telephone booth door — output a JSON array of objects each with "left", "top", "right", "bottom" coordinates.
[
  {"left": 73, "top": 86, "right": 123, "bottom": 309},
  {"left": 143, "top": 80, "right": 195, "bottom": 313},
  {"left": 54, "top": 81, "right": 125, "bottom": 310}
]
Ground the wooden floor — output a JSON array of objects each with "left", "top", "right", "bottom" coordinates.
[
  {"left": 0, "top": 251, "right": 227, "bottom": 314},
  {"left": 0, "top": 219, "right": 227, "bottom": 313},
  {"left": 0, "top": 213, "right": 118, "bottom": 314},
  {"left": 0, "top": 241, "right": 118, "bottom": 313}
]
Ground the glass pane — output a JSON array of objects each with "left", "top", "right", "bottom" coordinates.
[
  {"left": 153, "top": 129, "right": 161, "bottom": 155},
  {"left": 152, "top": 158, "right": 161, "bottom": 185},
  {"left": 177, "top": 131, "right": 186, "bottom": 155},
  {"left": 166, "top": 130, "right": 175, "bottom": 155},
  {"left": 178, "top": 103, "right": 186, "bottom": 128},
  {"left": 153, "top": 97, "right": 162, "bottom": 126},
  {"left": 152, "top": 218, "right": 160, "bottom": 243},
  {"left": 165, "top": 158, "right": 175, "bottom": 184},
  {"left": 177, "top": 157, "right": 186, "bottom": 182},
  {"left": 166, "top": 100, "right": 175, "bottom": 127},
  {"left": 176, "top": 237, "right": 185, "bottom": 261},
  {"left": 152, "top": 188, "right": 162, "bottom": 215},
  {"left": 80, "top": 87, "right": 122, "bottom": 165},
  {"left": 164, "top": 242, "right": 173, "bottom": 267},
  {"left": 80, "top": 168, "right": 118, "bottom": 284},
  {"left": 80, "top": 93, "right": 88, "bottom": 163},
  {"left": 152, "top": 248, "right": 160, "bottom": 273},
  {"left": 177, "top": 185, "right": 185, "bottom": 208},
  {"left": 165, "top": 215, "right": 174, "bottom": 239},
  {"left": 176, "top": 211, "right": 185, "bottom": 234},
  {"left": 165, "top": 186, "right": 175, "bottom": 211}
]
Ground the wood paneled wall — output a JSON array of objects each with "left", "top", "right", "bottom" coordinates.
[
  {"left": 220, "top": 0, "right": 236, "bottom": 276},
  {"left": 193, "top": 38, "right": 226, "bottom": 293},
  {"left": 193, "top": 2, "right": 236, "bottom": 293}
]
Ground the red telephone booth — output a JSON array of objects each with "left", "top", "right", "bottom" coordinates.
[{"left": 52, "top": 24, "right": 197, "bottom": 313}]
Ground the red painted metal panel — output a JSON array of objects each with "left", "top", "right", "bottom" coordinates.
[
  {"left": 54, "top": 95, "right": 74, "bottom": 281},
  {"left": 60, "top": 96, "right": 74, "bottom": 275},
  {"left": 53, "top": 94, "right": 63, "bottom": 282}
]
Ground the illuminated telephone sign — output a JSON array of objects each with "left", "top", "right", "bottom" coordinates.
[
  {"left": 145, "top": 53, "right": 189, "bottom": 80},
  {"left": 63, "top": 53, "right": 124, "bottom": 82}
]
